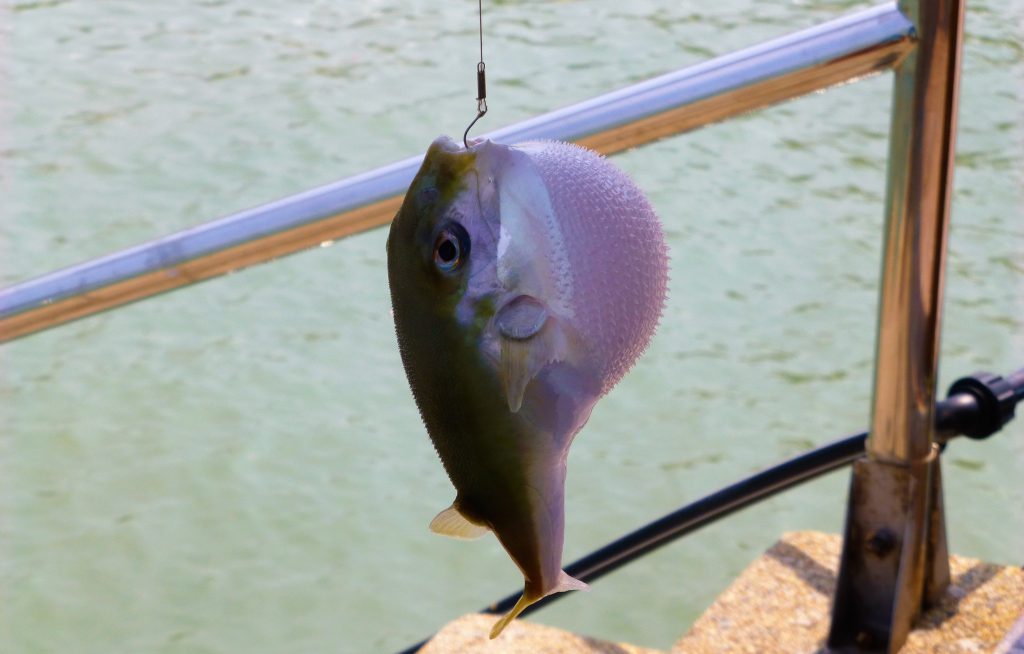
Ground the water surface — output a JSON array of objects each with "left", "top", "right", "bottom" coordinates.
[{"left": 2, "top": 1, "right": 1022, "bottom": 652}]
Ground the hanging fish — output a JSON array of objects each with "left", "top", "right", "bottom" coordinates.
[{"left": 386, "top": 135, "right": 668, "bottom": 638}]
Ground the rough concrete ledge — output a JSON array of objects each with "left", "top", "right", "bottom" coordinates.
[
  {"left": 417, "top": 613, "right": 664, "bottom": 654},
  {"left": 418, "top": 531, "right": 1023, "bottom": 654},
  {"left": 672, "top": 531, "right": 1024, "bottom": 654}
]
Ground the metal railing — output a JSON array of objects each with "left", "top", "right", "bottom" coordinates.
[
  {"left": 2, "top": 0, "right": 974, "bottom": 652},
  {"left": 0, "top": 2, "right": 913, "bottom": 342}
]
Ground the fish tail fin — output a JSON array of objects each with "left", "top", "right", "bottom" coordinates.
[{"left": 489, "top": 571, "right": 589, "bottom": 639}]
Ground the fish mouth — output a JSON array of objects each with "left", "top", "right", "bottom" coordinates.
[
  {"left": 429, "top": 134, "right": 495, "bottom": 157},
  {"left": 429, "top": 134, "right": 463, "bottom": 154}
]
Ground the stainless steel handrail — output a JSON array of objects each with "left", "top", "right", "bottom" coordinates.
[
  {"left": 0, "top": 2, "right": 913, "bottom": 342},
  {"left": 868, "top": 0, "right": 962, "bottom": 467},
  {"left": 829, "top": 0, "right": 963, "bottom": 649}
]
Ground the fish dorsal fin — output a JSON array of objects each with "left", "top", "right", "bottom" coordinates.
[{"left": 429, "top": 505, "right": 490, "bottom": 540}]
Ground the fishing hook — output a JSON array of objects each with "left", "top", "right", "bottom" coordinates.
[{"left": 463, "top": 0, "right": 487, "bottom": 148}]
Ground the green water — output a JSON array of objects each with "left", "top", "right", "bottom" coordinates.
[{"left": 2, "top": 1, "right": 1022, "bottom": 652}]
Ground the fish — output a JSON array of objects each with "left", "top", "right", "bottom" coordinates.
[{"left": 386, "top": 135, "right": 668, "bottom": 638}]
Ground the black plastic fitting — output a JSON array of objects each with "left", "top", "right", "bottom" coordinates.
[{"left": 944, "top": 371, "right": 1020, "bottom": 440}]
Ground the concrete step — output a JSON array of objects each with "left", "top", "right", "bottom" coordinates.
[
  {"left": 417, "top": 531, "right": 1024, "bottom": 653},
  {"left": 674, "top": 531, "right": 1024, "bottom": 653}
]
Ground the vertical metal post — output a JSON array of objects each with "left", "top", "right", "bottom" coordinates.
[{"left": 828, "top": 0, "right": 964, "bottom": 651}]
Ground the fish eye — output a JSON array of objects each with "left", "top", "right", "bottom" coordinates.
[{"left": 433, "top": 223, "right": 471, "bottom": 273}]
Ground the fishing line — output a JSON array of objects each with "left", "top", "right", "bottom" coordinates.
[{"left": 463, "top": 0, "right": 488, "bottom": 148}]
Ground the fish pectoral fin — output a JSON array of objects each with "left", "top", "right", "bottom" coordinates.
[
  {"left": 495, "top": 295, "right": 548, "bottom": 341},
  {"left": 429, "top": 505, "right": 490, "bottom": 540},
  {"left": 499, "top": 315, "right": 571, "bottom": 413},
  {"left": 489, "top": 571, "right": 589, "bottom": 639}
]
